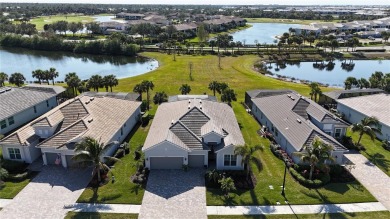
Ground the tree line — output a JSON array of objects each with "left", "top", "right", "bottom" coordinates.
[{"left": 344, "top": 71, "right": 390, "bottom": 92}]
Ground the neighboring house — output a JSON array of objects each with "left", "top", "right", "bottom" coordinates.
[
  {"left": 247, "top": 90, "right": 348, "bottom": 164},
  {"left": 0, "top": 85, "right": 65, "bottom": 135},
  {"left": 319, "top": 88, "right": 384, "bottom": 106},
  {"left": 0, "top": 92, "right": 141, "bottom": 168},
  {"left": 174, "top": 23, "right": 198, "bottom": 37},
  {"left": 337, "top": 93, "right": 390, "bottom": 141},
  {"left": 142, "top": 95, "right": 245, "bottom": 170},
  {"left": 116, "top": 13, "right": 145, "bottom": 20}
]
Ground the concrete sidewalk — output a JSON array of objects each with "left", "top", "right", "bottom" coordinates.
[{"left": 207, "top": 202, "right": 387, "bottom": 215}]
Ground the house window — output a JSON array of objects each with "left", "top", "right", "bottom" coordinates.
[
  {"left": 33, "top": 106, "right": 37, "bottom": 113},
  {"left": 325, "top": 131, "right": 331, "bottom": 136},
  {"left": 275, "top": 128, "right": 279, "bottom": 137},
  {"left": 46, "top": 100, "right": 49, "bottom": 107},
  {"left": 124, "top": 122, "right": 127, "bottom": 127},
  {"left": 0, "top": 120, "right": 7, "bottom": 129},
  {"left": 8, "top": 148, "right": 21, "bottom": 160},
  {"left": 120, "top": 128, "right": 123, "bottom": 136},
  {"left": 335, "top": 128, "right": 342, "bottom": 138},
  {"left": 8, "top": 116, "right": 14, "bottom": 126},
  {"left": 224, "top": 155, "right": 237, "bottom": 166}
]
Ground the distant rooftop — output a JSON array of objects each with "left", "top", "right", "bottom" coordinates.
[
  {"left": 323, "top": 88, "right": 384, "bottom": 100},
  {"left": 168, "top": 95, "right": 217, "bottom": 102}
]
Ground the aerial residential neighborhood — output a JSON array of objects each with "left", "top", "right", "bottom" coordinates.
[{"left": 0, "top": 1, "right": 389, "bottom": 219}]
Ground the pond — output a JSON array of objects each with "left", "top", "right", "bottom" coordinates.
[
  {"left": 231, "top": 23, "right": 299, "bottom": 45},
  {"left": 267, "top": 60, "right": 390, "bottom": 87},
  {"left": 92, "top": 15, "right": 127, "bottom": 23},
  {"left": 0, "top": 47, "right": 158, "bottom": 82}
]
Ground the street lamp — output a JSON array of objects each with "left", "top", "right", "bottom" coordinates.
[{"left": 281, "top": 160, "right": 287, "bottom": 196}]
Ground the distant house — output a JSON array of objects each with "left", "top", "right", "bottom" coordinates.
[
  {"left": 173, "top": 23, "right": 198, "bottom": 37},
  {"left": 0, "top": 92, "right": 141, "bottom": 168},
  {"left": 116, "top": 13, "right": 145, "bottom": 20},
  {"left": 0, "top": 85, "right": 65, "bottom": 135},
  {"left": 319, "top": 88, "right": 384, "bottom": 105},
  {"left": 337, "top": 93, "right": 390, "bottom": 141},
  {"left": 142, "top": 95, "right": 245, "bottom": 170},
  {"left": 247, "top": 90, "right": 348, "bottom": 164}
]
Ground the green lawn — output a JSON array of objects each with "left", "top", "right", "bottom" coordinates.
[
  {"left": 65, "top": 212, "right": 138, "bottom": 219},
  {"left": 346, "top": 128, "right": 390, "bottom": 176},
  {"left": 27, "top": 14, "right": 94, "bottom": 30},
  {"left": 208, "top": 211, "right": 390, "bottom": 219},
  {"left": 76, "top": 122, "right": 150, "bottom": 204},
  {"left": 244, "top": 18, "right": 342, "bottom": 25}
]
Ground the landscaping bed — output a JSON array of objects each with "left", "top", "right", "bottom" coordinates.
[{"left": 206, "top": 169, "right": 257, "bottom": 190}]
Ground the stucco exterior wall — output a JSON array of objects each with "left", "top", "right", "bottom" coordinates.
[
  {"left": 0, "top": 97, "right": 57, "bottom": 135},
  {"left": 203, "top": 132, "right": 222, "bottom": 144},
  {"left": 216, "top": 145, "right": 244, "bottom": 170},
  {"left": 144, "top": 141, "right": 188, "bottom": 169}
]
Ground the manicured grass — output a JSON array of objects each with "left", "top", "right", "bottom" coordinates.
[
  {"left": 208, "top": 211, "right": 390, "bottom": 219},
  {"left": 27, "top": 14, "right": 94, "bottom": 30},
  {"left": 244, "top": 18, "right": 342, "bottom": 25},
  {"left": 346, "top": 128, "right": 390, "bottom": 176},
  {"left": 65, "top": 212, "right": 138, "bottom": 219},
  {"left": 76, "top": 122, "right": 150, "bottom": 204}
]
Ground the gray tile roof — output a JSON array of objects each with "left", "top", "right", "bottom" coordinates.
[
  {"left": 168, "top": 95, "right": 217, "bottom": 102},
  {"left": 337, "top": 93, "right": 390, "bottom": 126},
  {"left": 0, "top": 93, "right": 141, "bottom": 150},
  {"left": 0, "top": 86, "right": 63, "bottom": 120},
  {"left": 251, "top": 91, "right": 347, "bottom": 151},
  {"left": 323, "top": 88, "right": 384, "bottom": 100},
  {"left": 23, "top": 84, "right": 66, "bottom": 95},
  {"left": 82, "top": 92, "right": 141, "bottom": 101},
  {"left": 143, "top": 98, "right": 245, "bottom": 151},
  {"left": 246, "top": 89, "right": 293, "bottom": 99}
]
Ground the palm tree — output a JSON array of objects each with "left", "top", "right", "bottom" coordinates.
[
  {"left": 234, "top": 144, "right": 263, "bottom": 179},
  {"left": 179, "top": 84, "right": 191, "bottom": 95},
  {"left": 48, "top": 68, "right": 59, "bottom": 85},
  {"left": 133, "top": 83, "right": 144, "bottom": 101},
  {"left": 32, "top": 69, "right": 44, "bottom": 84},
  {"left": 218, "top": 176, "right": 236, "bottom": 197},
  {"left": 293, "top": 137, "right": 335, "bottom": 180},
  {"left": 221, "top": 88, "right": 237, "bottom": 105},
  {"left": 351, "top": 117, "right": 382, "bottom": 146},
  {"left": 141, "top": 80, "right": 154, "bottom": 110},
  {"left": 208, "top": 81, "right": 219, "bottom": 96},
  {"left": 103, "top": 75, "right": 118, "bottom": 92},
  {"left": 308, "top": 82, "right": 322, "bottom": 102},
  {"left": 344, "top": 76, "right": 358, "bottom": 90},
  {"left": 87, "top": 75, "right": 104, "bottom": 92},
  {"left": 9, "top": 72, "right": 25, "bottom": 87},
  {"left": 72, "top": 137, "right": 119, "bottom": 183},
  {"left": 0, "top": 72, "right": 8, "bottom": 87},
  {"left": 65, "top": 72, "right": 81, "bottom": 96},
  {"left": 216, "top": 82, "right": 228, "bottom": 95},
  {"left": 153, "top": 91, "right": 168, "bottom": 104}
]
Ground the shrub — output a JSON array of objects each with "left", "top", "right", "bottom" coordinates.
[
  {"left": 7, "top": 171, "right": 29, "bottom": 181},
  {"left": 2, "top": 160, "right": 27, "bottom": 174},
  {"left": 114, "top": 149, "right": 125, "bottom": 158},
  {"left": 289, "top": 167, "right": 329, "bottom": 188}
]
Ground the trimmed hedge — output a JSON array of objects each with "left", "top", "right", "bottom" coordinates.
[
  {"left": 289, "top": 167, "right": 330, "bottom": 188},
  {"left": 2, "top": 159, "right": 27, "bottom": 174},
  {"left": 7, "top": 171, "right": 29, "bottom": 182}
]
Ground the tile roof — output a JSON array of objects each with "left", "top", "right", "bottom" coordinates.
[
  {"left": 323, "top": 88, "right": 384, "bottom": 100},
  {"left": 143, "top": 97, "right": 245, "bottom": 151},
  {"left": 337, "top": 93, "right": 390, "bottom": 126},
  {"left": 168, "top": 95, "right": 217, "bottom": 102},
  {"left": 0, "top": 93, "right": 141, "bottom": 150},
  {"left": 0, "top": 86, "right": 62, "bottom": 120},
  {"left": 251, "top": 91, "right": 347, "bottom": 151}
]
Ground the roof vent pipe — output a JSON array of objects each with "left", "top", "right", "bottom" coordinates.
[
  {"left": 296, "top": 119, "right": 301, "bottom": 123},
  {"left": 188, "top": 105, "right": 191, "bottom": 109}
]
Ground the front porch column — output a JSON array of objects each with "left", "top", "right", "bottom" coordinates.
[
  {"left": 42, "top": 153, "right": 47, "bottom": 165},
  {"left": 61, "top": 154, "right": 67, "bottom": 168}
]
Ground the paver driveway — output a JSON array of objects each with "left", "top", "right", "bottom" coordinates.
[
  {"left": 0, "top": 166, "right": 91, "bottom": 219},
  {"left": 344, "top": 152, "right": 390, "bottom": 211},
  {"left": 139, "top": 169, "right": 207, "bottom": 219}
]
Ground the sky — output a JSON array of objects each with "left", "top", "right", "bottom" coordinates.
[{"left": 0, "top": 0, "right": 388, "bottom": 6}]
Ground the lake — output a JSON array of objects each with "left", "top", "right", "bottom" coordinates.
[
  {"left": 0, "top": 47, "right": 158, "bottom": 82},
  {"left": 93, "top": 15, "right": 127, "bottom": 23},
  {"left": 268, "top": 60, "right": 390, "bottom": 87},
  {"left": 231, "top": 23, "right": 300, "bottom": 44}
]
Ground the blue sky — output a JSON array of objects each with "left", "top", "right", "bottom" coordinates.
[{"left": 0, "top": 0, "right": 388, "bottom": 5}]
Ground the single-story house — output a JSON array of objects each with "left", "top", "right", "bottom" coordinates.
[
  {"left": 247, "top": 90, "right": 348, "bottom": 164},
  {"left": 319, "top": 88, "right": 384, "bottom": 106},
  {"left": 0, "top": 85, "right": 65, "bottom": 135},
  {"left": 142, "top": 95, "right": 245, "bottom": 170},
  {"left": 337, "top": 93, "right": 390, "bottom": 141},
  {"left": 0, "top": 92, "right": 141, "bottom": 168}
]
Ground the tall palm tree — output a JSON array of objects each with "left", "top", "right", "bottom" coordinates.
[
  {"left": 208, "top": 81, "right": 219, "bottom": 96},
  {"left": 293, "top": 137, "right": 335, "bottom": 180},
  {"left": 133, "top": 83, "right": 144, "bottom": 101},
  {"left": 0, "top": 72, "right": 8, "bottom": 87},
  {"left": 65, "top": 72, "right": 81, "bottom": 96},
  {"left": 179, "top": 84, "right": 191, "bottom": 95},
  {"left": 32, "top": 69, "right": 44, "bottom": 84},
  {"left": 48, "top": 67, "right": 59, "bottom": 85},
  {"left": 141, "top": 80, "right": 154, "bottom": 110},
  {"left": 9, "top": 72, "right": 25, "bottom": 87},
  {"left": 234, "top": 144, "right": 263, "bottom": 179},
  {"left": 221, "top": 88, "right": 237, "bottom": 105},
  {"left": 87, "top": 75, "right": 104, "bottom": 92},
  {"left": 72, "top": 137, "right": 119, "bottom": 183},
  {"left": 103, "top": 75, "right": 118, "bottom": 92},
  {"left": 308, "top": 82, "right": 322, "bottom": 102},
  {"left": 351, "top": 117, "right": 382, "bottom": 146}
]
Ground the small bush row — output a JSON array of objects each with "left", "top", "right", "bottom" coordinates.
[{"left": 289, "top": 167, "right": 330, "bottom": 188}]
